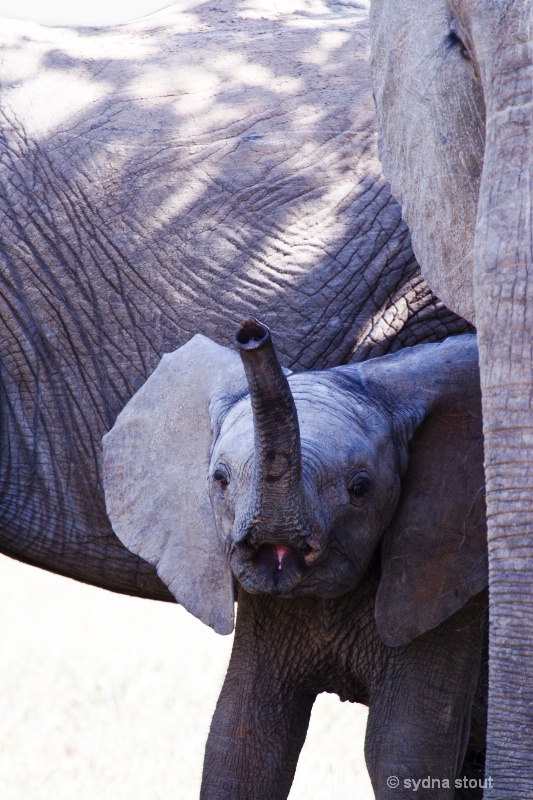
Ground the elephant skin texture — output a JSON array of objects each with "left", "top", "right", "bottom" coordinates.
[
  {"left": 370, "top": 2, "right": 533, "bottom": 796},
  {"left": 104, "top": 327, "right": 488, "bottom": 799},
  {"left": 0, "top": 0, "right": 472, "bottom": 598}
]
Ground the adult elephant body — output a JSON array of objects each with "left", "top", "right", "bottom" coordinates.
[
  {"left": 370, "top": 2, "right": 532, "bottom": 796},
  {"left": 0, "top": 1, "right": 469, "bottom": 597}
]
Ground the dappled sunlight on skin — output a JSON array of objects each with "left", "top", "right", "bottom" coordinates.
[
  {"left": 1, "top": 1, "right": 372, "bottom": 270},
  {"left": 2, "top": 22, "right": 152, "bottom": 137},
  {"left": 302, "top": 29, "right": 354, "bottom": 66},
  {"left": 209, "top": 53, "right": 302, "bottom": 95},
  {"left": 0, "top": 0, "right": 408, "bottom": 375},
  {"left": 5, "top": 74, "right": 112, "bottom": 139},
  {"left": 240, "top": 0, "right": 370, "bottom": 20},
  {"left": 241, "top": 0, "right": 333, "bottom": 16}
]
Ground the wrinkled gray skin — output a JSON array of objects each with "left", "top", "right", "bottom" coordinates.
[
  {"left": 369, "top": 3, "right": 532, "bottom": 796},
  {"left": 0, "top": 0, "right": 471, "bottom": 597},
  {"left": 104, "top": 327, "right": 487, "bottom": 799}
]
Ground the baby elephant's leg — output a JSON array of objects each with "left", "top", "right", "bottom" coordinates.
[{"left": 201, "top": 592, "right": 316, "bottom": 800}]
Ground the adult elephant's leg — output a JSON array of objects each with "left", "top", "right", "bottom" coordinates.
[
  {"left": 201, "top": 593, "right": 315, "bottom": 800},
  {"left": 472, "top": 6, "right": 533, "bottom": 797},
  {"left": 364, "top": 594, "right": 486, "bottom": 799}
]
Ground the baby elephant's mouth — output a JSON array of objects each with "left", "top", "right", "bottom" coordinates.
[
  {"left": 260, "top": 542, "right": 300, "bottom": 572},
  {"left": 273, "top": 543, "right": 291, "bottom": 569},
  {"left": 233, "top": 542, "right": 306, "bottom": 595}
]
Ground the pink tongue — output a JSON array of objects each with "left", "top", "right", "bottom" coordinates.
[{"left": 274, "top": 544, "right": 289, "bottom": 570}]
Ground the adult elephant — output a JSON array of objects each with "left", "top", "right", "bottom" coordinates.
[
  {"left": 0, "top": 1, "right": 470, "bottom": 598},
  {"left": 369, "top": 2, "right": 532, "bottom": 797}
]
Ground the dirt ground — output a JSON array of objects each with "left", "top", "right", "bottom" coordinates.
[{"left": 0, "top": 554, "right": 373, "bottom": 799}]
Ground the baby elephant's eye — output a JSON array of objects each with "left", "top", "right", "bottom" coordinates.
[
  {"left": 347, "top": 474, "right": 371, "bottom": 505},
  {"left": 213, "top": 467, "right": 230, "bottom": 491}
]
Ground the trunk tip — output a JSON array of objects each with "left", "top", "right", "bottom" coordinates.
[{"left": 235, "top": 318, "right": 270, "bottom": 351}]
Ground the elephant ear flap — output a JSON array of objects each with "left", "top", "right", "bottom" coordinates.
[
  {"left": 371, "top": 337, "right": 487, "bottom": 646},
  {"left": 103, "top": 335, "right": 245, "bottom": 635}
]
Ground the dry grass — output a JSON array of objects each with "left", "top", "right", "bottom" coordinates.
[{"left": 0, "top": 555, "right": 373, "bottom": 799}]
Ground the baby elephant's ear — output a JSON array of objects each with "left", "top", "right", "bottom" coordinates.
[
  {"left": 103, "top": 335, "right": 245, "bottom": 635},
  {"left": 365, "top": 335, "right": 487, "bottom": 647}
]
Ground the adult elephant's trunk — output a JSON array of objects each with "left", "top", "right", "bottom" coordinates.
[
  {"left": 235, "top": 318, "right": 305, "bottom": 541},
  {"left": 474, "top": 9, "right": 533, "bottom": 797}
]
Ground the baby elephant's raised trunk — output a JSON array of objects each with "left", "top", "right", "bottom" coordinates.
[{"left": 235, "top": 318, "right": 306, "bottom": 546}]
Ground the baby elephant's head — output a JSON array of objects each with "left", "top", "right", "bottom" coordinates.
[
  {"left": 209, "top": 319, "right": 402, "bottom": 599},
  {"left": 103, "top": 320, "right": 486, "bottom": 647}
]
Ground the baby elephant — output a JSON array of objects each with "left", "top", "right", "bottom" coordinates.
[{"left": 103, "top": 320, "right": 487, "bottom": 800}]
